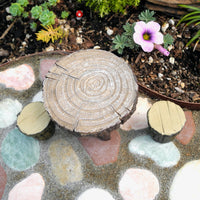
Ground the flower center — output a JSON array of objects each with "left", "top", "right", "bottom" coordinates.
[{"left": 143, "top": 33, "right": 150, "bottom": 40}]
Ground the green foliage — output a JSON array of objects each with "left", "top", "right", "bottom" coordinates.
[
  {"left": 61, "top": 11, "right": 69, "bottom": 19},
  {"left": 48, "top": 0, "right": 60, "bottom": 6},
  {"left": 78, "top": 0, "right": 140, "bottom": 17},
  {"left": 36, "top": 25, "right": 66, "bottom": 43},
  {"left": 9, "top": 3, "right": 24, "bottom": 16},
  {"left": 163, "top": 34, "right": 174, "bottom": 49},
  {"left": 138, "top": 10, "right": 155, "bottom": 23},
  {"left": 17, "top": 0, "right": 29, "bottom": 7},
  {"left": 31, "top": 6, "right": 43, "bottom": 19},
  {"left": 177, "top": 4, "right": 200, "bottom": 49},
  {"left": 112, "top": 23, "right": 138, "bottom": 54},
  {"left": 30, "top": 22, "right": 37, "bottom": 32},
  {"left": 39, "top": 10, "right": 56, "bottom": 26}
]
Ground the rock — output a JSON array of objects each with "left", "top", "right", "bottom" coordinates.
[
  {"left": 169, "top": 57, "right": 175, "bottom": 64},
  {"left": 8, "top": 173, "right": 45, "bottom": 200},
  {"left": 32, "top": 91, "right": 43, "bottom": 102},
  {"left": 169, "top": 19, "right": 175, "bottom": 26},
  {"left": 0, "top": 64, "right": 35, "bottom": 91},
  {"left": 148, "top": 56, "right": 154, "bottom": 65},
  {"left": 1, "top": 128, "right": 40, "bottom": 171},
  {"left": 170, "top": 160, "right": 200, "bottom": 200},
  {"left": 48, "top": 139, "right": 83, "bottom": 185},
  {"left": 176, "top": 111, "right": 196, "bottom": 145},
  {"left": 175, "top": 87, "right": 184, "bottom": 93},
  {"left": 78, "top": 188, "right": 115, "bottom": 200},
  {"left": 162, "top": 22, "right": 169, "bottom": 33},
  {"left": 0, "top": 48, "right": 9, "bottom": 56},
  {"left": 0, "top": 98, "right": 22, "bottom": 128},
  {"left": 168, "top": 45, "right": 174, "bottom": 51},
  {"left": 119, "top": 168, "right": 159, "bottom": 200},
  {"left": 106, "top": 27, "right": 114, "bottom": 36},
  {"left": 45, "top": 45, "right": 54, "bottom": 52},
  {"left": 40, "top": 59, "right": 57, "bottom": 80},
  {"left": 76, "top": 37, "right": 83, "bottom": 44},
  {"left": 120, "top": 97, "right": 152, "bottom": 131},
  {"left": 93, "top": 46, "right": 101, "bottom": 49},
  {"left": 128, "top": 135, "right": 180, "bottom": 167},
  {"left": 0, "top": 165, "right": 7, "bottom": 200},
  {"left": 78, "top": 130, "right": 120, "bottom": 166},
  {"left": 158, "top": 73, "right": 164, "bottom": 79}
]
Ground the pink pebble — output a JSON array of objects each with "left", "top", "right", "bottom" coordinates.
[
  {"left": 40, "top": 59, "right": 57, "bottom": 80},
  {"left": 121, "top": 97, "right": 151, "bottom": 131},
  {"left": 0, "top": 64, "right": 35, "bottom": 91},
  {"left": 119, "top": 168, "right": 159, "bottom": 200},
  {"left": 8, "top": 173, "right": 45, "bottom": 200}
]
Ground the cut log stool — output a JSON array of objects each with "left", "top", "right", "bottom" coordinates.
[
  {"left": 147, "top": 100, "right": 186, "bottom": 143},
  {"left": 43, "top": 49, "right": 138, "bottom": 140},
  {"left": 17, "top": 102, "right": 55, "bottom": 140}
]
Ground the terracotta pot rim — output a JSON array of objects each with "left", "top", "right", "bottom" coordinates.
[
  {"left": 138, "top": 83, "right": 200, "bottom": 110},
  {"left": 1, "top": 50, "right": 199, "bottom": 110}
]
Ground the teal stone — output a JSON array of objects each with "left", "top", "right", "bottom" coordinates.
[
  {"left": 1, "top": 128, "right": 40, "bottom": 171},
  {"left": 128, "top": 135, "right": 180, "bottom": 168}
]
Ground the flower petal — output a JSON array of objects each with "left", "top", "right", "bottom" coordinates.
[
  {"left": 146, "top": 21, "right": 161, "bottom": 33},
  {"left": 151, "top": 32, "right": 164, "bottom": 44},
  {"left": 141, "top": 41, "right": 154, "bottom": 52},
  {"left": 134, "top": 21, "right": 147, "bottom": 34},
  {"left": 133, "top": 32, "right": 145, "bottom": 45}
]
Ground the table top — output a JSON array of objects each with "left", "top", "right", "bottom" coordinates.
[{"left": 43, "top": 49, "right": 138, "bottom": 135}]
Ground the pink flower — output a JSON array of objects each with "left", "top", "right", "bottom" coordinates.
[{"left": 133, "top": 21, "right": 164, "bottom": 52}]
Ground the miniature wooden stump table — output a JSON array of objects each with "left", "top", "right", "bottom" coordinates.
[{"left": 43, "top": 50, "right": 138, "bottom": 140}]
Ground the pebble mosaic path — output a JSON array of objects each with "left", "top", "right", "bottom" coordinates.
[{"left": 0, "top": 51, "right": 200, "bottom": 200}]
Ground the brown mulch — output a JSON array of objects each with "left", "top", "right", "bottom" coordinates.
[{"left": 0, "top": 0, "right": 199, "bottom": 103}]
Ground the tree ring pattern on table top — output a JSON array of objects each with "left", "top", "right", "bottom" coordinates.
[{"left": 43, "top": 50, "right": 138, "bottom": 134}]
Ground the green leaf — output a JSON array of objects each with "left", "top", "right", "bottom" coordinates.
[
  {"left": 31, "top": 6, "right": 43, "bottom": 19},
  {"left": 138, "top": 9, "right": 155, "bottom": 23},
  {"left": 164, "top": 34, "right": 174, "bottom": 49},
  {"left": 9, "top": 3, "right": 24, "bottom": 17},
  {"left": 123, "top": 22, "right": 135, "bottom": 37},
  {"left": 39, "top": 10, "right": 56, "bottom": 26},
  {"left": 61, "top": 11, "right": 69, "bottom": 19},
  {"left": 17, "top": 0, "right": 29, "bottom": 7},
  {"left": 112, "top": 34, "right": 127, "bottom": 54},
  {"left": 30, "top": 22, "right": 37, "bottom": 32}
]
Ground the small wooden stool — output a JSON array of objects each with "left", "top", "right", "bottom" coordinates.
[
  {"left": 17, "top": 102, "right": 55, "bottom": 140},
  {"left": 147, "top": 100, "right": 186, "bottom": 143},
  {"left": 43, "top": 49, "right": 138, "bottom": 140}
]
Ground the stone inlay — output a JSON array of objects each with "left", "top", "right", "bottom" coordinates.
[
  {"left": 77, "top": 188, "right": 115, "bottom": 200},
  {"left": 48, "top": 139, "right": 83, "bottom": 185},
  {"left": 176, "top": 111, "right": 196, "bottom": 145},
  {"left": 40, "top": 59, "right": 57, "bottom": 80},
  {"left": 0, "top": 164, "right": 7, "bottom": 200},
  {"left": 128, "top": 135, "right": 180, "bottom": 167},
  {"left": 78, "top": 130, "right": 120, "bottom": 166},
  {"left": 8, "top": 173, "right": 45, "bottom": 200},
  {"left": 1, "top": 128, "right": 40, "bottom": 171},
  {"left": 170, "top": 160, "right": 200, "bottom": 200},
  {"left": 32, "top": 91, "right": 43, "bottom": 102},
  {"left": 120, "top": 97, "right": 151, "bottom": 131},
  {"left": 0, "top": 64, "right": 35, "bottom": 90},
  {"left": 119, "top": 168, "right": 159, "bottom": 200},
  {"left": 0, "top": 98, "right": 22, "bottom": 129}
]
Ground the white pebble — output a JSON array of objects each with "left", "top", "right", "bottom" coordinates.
[
  {"left": 6, "top": 15, "right": 13, "bottom": 21},
  {"left": 168, "top": 19, "right": 175, "bottom": 26},
  {"left": 169, "top": 57, "right": 175, "bottom": 65},
  {"left": 148, "top": 56, "right": 153, "bottom": 64},
  {"left": 106, "top": 28, "right": 113, "bottom": 36},
  {"left": 158, "top": 73, "right": 164, "bottom": 79},
  {"left": 76, "top": 37, "right": 83, "bottom": 44},
  {"left": 175, "top": 87, "right": 184, "bottom": 93},
  {"left": 168, "top": 45, "right": 174, "bottom": 51},
  {"left": 162, "top": 23, "right": 169, "bottom": 33},
  {"left": 45, "top": 45, "right": 54, "bottom": 52},
  {"left": 6, "top": 7, "right": 10, "bottom": 13},
  {"left": 93, "top": 46, "right": 101, "bottom": 49}
]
